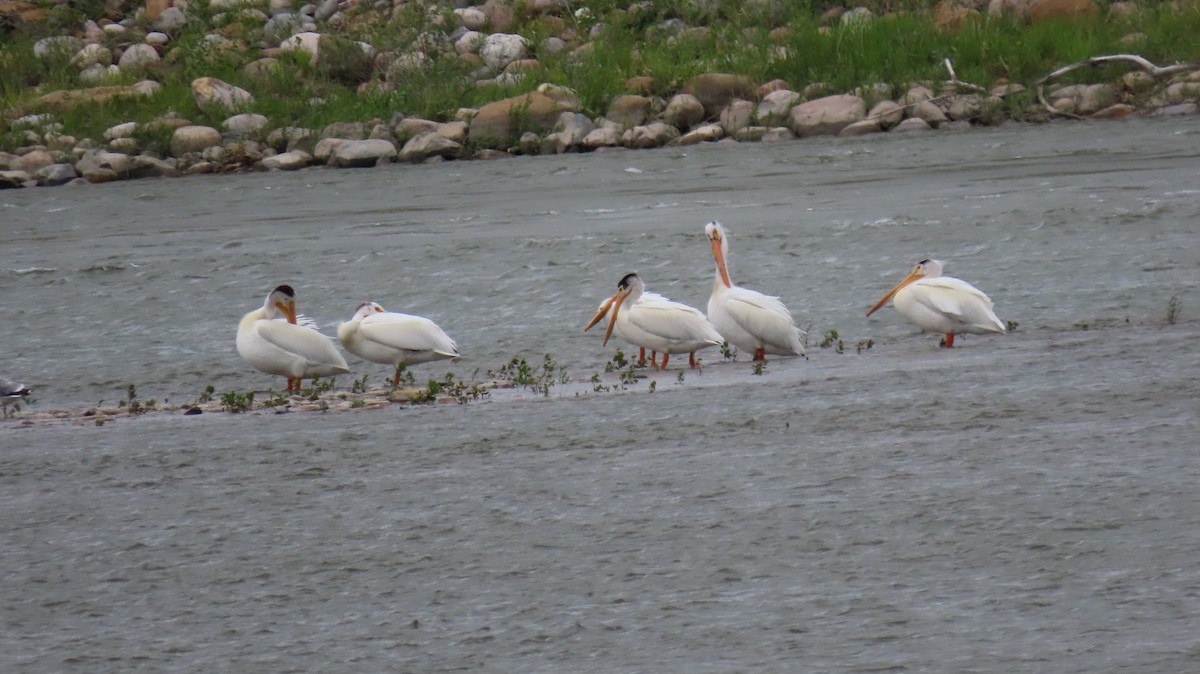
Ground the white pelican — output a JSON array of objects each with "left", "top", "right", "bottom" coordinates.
[
  {"left": 704, "top": 221, "right": 805, "bottom": 361},
  {"left": 585, "top": 273, "right": 723, "bottom": 368},
  {"left": 236, "top": 285, "right": 351, "bottom": 392},
  {"left": 865, "top": 259, "right": 1006, "bottom": 347},
  {"left": 337, "top": 301, "right": 459, "bottom": 385},
  {"left": 1, "top": 376, "right": 31, "bottom": 418}
]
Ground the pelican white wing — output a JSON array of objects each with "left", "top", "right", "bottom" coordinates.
[
  {"left": 623, "top": 300, "right": 723, "bottom": 353},
  {"left": 351, "top": 312, "right": 460, "bottom": 364}
]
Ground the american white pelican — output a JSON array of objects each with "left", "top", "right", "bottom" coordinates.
[
  {"left": 704, "top": 221, "right": 805, "bottom": 361},
  {"left": 337, "top": 301, "right": 460, "bottom": 385},
  {"left": 1, "top": 376, "right": 31, "bottom": 418},
  {"left": 585, "top": 273, "right": 723, "bottom": 368},
  {"left": 865, "top": 259, "right": 1006, "bottom": 347},
  {"left": 236, "top": 285, "right": 351, "bottom": 392}
]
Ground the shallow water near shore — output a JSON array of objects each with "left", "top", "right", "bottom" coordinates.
[{"left": 2, "top": 119, "right": 1199, "bottom": 672}]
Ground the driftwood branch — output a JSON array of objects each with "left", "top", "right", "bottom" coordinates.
[{"left": 1035, "top": 53, "right": 1200, "bottom": 118}]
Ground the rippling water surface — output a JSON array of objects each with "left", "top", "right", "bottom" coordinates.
[{"left": 2, "top": 119, "right": 1199, "bottom": 672}]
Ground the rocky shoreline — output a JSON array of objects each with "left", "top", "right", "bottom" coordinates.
[{"left": 3, "top": 0, "right": 1200, "bottom": 188}]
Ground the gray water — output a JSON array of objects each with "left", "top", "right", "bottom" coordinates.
[{"left": 2, "top": 118, "right": 1199, "bottom": 672}]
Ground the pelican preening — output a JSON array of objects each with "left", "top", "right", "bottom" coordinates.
[
  {"left": 338, "top": 301, "right": 460, "bottom": 385},
  {"left": 705, "top": 221, "right": 806, "bottom": 361},
  {"left": 866, "top": 259, "right": 1005, "bottom": 347},
  {"left": 1, "top": 376, "right": 32, "bottom": 418},
  {"left": 236, "top": 285, "right": 351, "bottom": 392},
  {"left": 585, "top": 273, "right": 723, "bottom": 368}
]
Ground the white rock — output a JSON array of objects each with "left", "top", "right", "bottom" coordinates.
[
  {"left": 454, "top": 7, "right": 487, "bottom": 31},
  {"left": 756, "top": 89, "right": 801, "bottom": 125},
  {"left": 280, "top": 32, "right": 321, "bottom": 60},
  {"left": 581, "top": 127, "right": 620, "bottom": 149},
  {"left": 133, "top": 79, "right": 163, "bottom": 95},
  {"left": 118, "top": 43, "right": 160, "bottom": 69},
  {"left": 398, "top": 133, "right": 461, "bottom": 162},
  {"left": 892, "top": 117, "right": 933, "bottom": 133},
  {"left": 170, "top": 126, "right": 224, "bottom": 157},
  {"left": 104, "top": 122, "right": 139, "bottom": 140},
  {"left": 329, "top": 139, "right": 397, "bottom": 167},
  {"left": 191, "top": 77, "right": 254, "bottom": 111},
  {"left": 480, "top": 33, "right": 528, "bottom": 71},
  {"left": 80, "top": 64, "right": 121, "bottom": 83},
  {"left": 261, "top": 149, "right": 311, "bottom": 170},
  {"left": 224, "top": 113, "right": 269, "bottom": 136},
  {"left": 72, "top": 43, "right": 113, "bottom": 69},
  {"left": 146, "top": 32, "right": 170, "bottom": 47},
  {"left": 788, "top": 94, "right": 866, "bottom": 137},
  {"left": 34, "top": 36, "right": 84, "bottom": 59},
  {"left": 153, "top": 7, "right": 188, "bottom": 32},
  {"left": 675, "top": 123, "right": 725, "bottom": 146},
  {"left": 455, "top": 30, "right": 485, "bottom": 55},
  {"left": 103, "top": 24, "right": 127, "bottom": 38}
]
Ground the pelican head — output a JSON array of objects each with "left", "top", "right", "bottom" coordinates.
[
  {"left": 350, "top": 301, "right": 385, "bottom": 321},
  {"left": 866, "top": 259, "right": 944, "bottom": 316},
  {"left": 705, "top": 221, "right": 733, "bottom": 289},
  {"left": 584, "top": 272, "right": 643, "bottom": 346},
  {"left": 267, "top": 284, "right": 298, "bottom": 324}
]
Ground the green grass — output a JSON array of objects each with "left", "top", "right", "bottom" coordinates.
[{"left": 4, "top": 1, "right": 1200, "bottom": 152}]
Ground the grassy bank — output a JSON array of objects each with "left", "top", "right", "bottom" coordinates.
[{"left": 3, "top": 1, "right": 1200, "bottom": 156}]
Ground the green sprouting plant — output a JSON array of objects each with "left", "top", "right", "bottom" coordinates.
[
  {"left": 121, "top": 383, "right": 153, "bottom": 415},
  {"left": 752, "top": 359, "right": 767, "bottom": 375},
  {"left": 591, "top": 372, "right": 612, "bottom": 393},
  {"left": 1166, "top": 295, "right": 1181, "bottom": 325},
  {"left": 409, "top": 378, "right": 442, "bottom": 404},
  {"left": 1006, "top": 320, "right": 1020, "bottom": 332},
  {"left": 819, "top": 329, "right": 839, "bottom": 348},
  {"left": 676, "top": 370, "right": 686, "bottom": 384},
  {"left": 856, "top": 339, "right": 875, "bottom": 353},
  {"left": 350, "top": 398, "right": 366, "bottom": 408},
  {"left": 720, "top": 342, "right": 736, "bottom": 361},
  {"left": 390, "top": 364, "right": 416, "bottom": 389},
  {"left": 196, "top": 384, "right": 216, "bottom": 404},
  {"left": 439, "top": 372, "right": 489, "bottom": 404},
  {"left": 351, "top": 374, "right": 370, "bottom": 393},
  {"left": 300, "top": 377, "right": 337, "bottom": 400},
  {"left": 617, "top": 366, "right": 639, "bottom": 386},
  {"left": 648, "top": 380, "right": 657, "bottom": 393},
  {"left": 261, "top": 390, "right": 291, "bottom": 407},
  {"left": 221, "top": 390, "right": 255, "bottom": 413},
  {"left": 605, "top": 348, "right": 629, "bottom": 372}
]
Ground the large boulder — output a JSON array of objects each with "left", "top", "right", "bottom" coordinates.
[
  {"left": 260, "top": 150, "right": 313, "bottom": 171},
  {"left": 682, "top": 73, "right": 758, "bottom": 117},
  {"left": 170, "top": 125, "right": 223, "bottom": 157},
  {"left": 663, "top": 94, "right": 705, "bottom": 129},
  {"left": 328, "top": 139, "right": 397, "bottom": 167},
  {"left": 719, "top": 100, "right": 755, "bottom": 136},
  {"left": 606, "top": 94, "right": 652, "bottom": 130},
  {"left": 469, "top": 91, "right": 576, "bottom": 148},
  {"left": 117, "top": 43, "right": 160, "bottom": 70},
  {"left": 542, "top": 112, "right": 594, "bottom": 154},
  {"left": 788, "top": 94, "right": 866, "bottom": 137},
  {"left": 398, "top": 133, "right": 461, "bottom": 162},
  {"left": 756, "top": 89, "right": 801, "bottom": 126},
  {"left": 191, "top": 77, "right": 254, "bottom": 111},
  {"left": 480, "top": 33, "right": 528, "bottom": 70},
  {"left": 622, "top": 122, "right": 680, "bottom": 149}
]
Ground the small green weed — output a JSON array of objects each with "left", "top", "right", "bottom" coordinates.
[{"left": 221, "top": 390, "right": 255, "bottom": 413}]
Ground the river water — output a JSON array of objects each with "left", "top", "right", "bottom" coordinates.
[{"left": 2, "top": 118, "right": 1199, "bottom": 672}]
